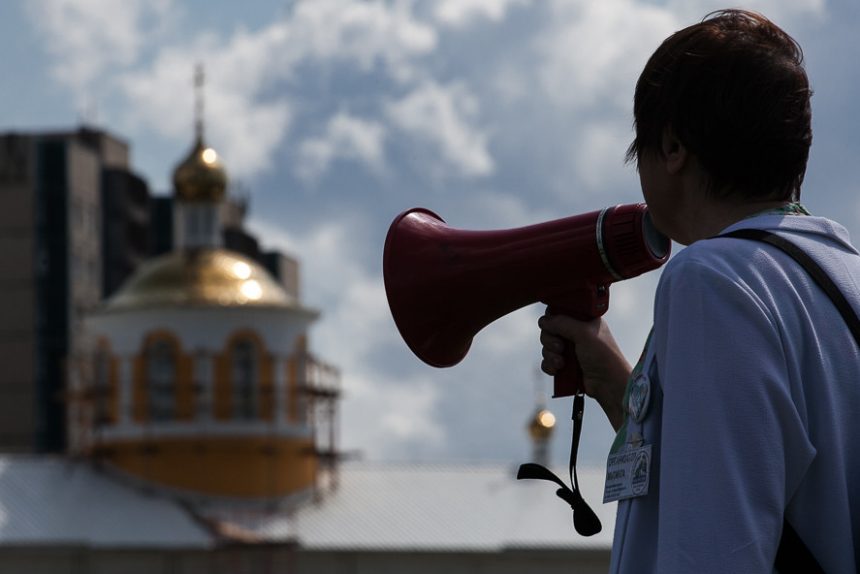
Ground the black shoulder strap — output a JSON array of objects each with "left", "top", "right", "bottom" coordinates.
[{"left": 719, "top": 228, "right": 849, "bottom": 574}]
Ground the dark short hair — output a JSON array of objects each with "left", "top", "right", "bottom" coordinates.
[{"left": 627, "top": 9, "right": 812, "bottom": 201}]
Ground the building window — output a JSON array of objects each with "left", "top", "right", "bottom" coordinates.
[
  {"left": 231, "top": 339, "right": 258, "bottom": 420},
  {"left": 146, "top": 340, "right": 176, "bottom": 421},
  {"left": 194, "top": 351, "right": 211, "bottom": 420},
  {"left": 184, "top": 204, "right": 217, "bottom": 247},
  {"left": 186, "top": 207, "right": 199, "bottom": 242}
]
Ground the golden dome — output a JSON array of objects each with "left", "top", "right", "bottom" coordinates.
[
  {"left": 173, "top": 137, "right": 227, "bottom": 202},
  {"left": 528, "top": 408, "right": 556, "bottom": 441},
  {"left": 105, "top": 249, "right": 297, "bottom": 311}
]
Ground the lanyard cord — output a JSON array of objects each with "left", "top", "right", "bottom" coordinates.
[{"left": 517, "top": 394, "right": 602, "bottom": 536}]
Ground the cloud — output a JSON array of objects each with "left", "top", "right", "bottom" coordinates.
[
  {"left": 537, "top": 0, "right": 679, "bottom": 111},
  {"left": 387, "top": 81, "right": 494, "bottom": 178},
  {"left": 434, "top": 0, "right": 532, "bottom": 28},
  {"left": 297, "top": 112, "right": 387, "bottom": 183},
  {"left": 569, "top": 119, "right": 638, "bottom": 195},
  {"left": 26, "top": 0, "right": 173, "bottom": 100},
  {"left": 343, "top": 372, "right": 445, "bottom": 458},
  {"left": 287, "top": 0, "right": 437, "bottom": 84},
  {"left": 28, "top": 0, "right": 444, "bottom": 185}
]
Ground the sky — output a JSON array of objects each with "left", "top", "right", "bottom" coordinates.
[{"left": 1, "top": 0, "right": 858, "bottom": 469}]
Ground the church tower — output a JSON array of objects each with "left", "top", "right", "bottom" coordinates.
[{"left": 67, "top": 67, "right": 340, "bottom": 501}]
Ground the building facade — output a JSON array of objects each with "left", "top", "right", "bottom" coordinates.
[{"left": 0, "top": 128, "right": 132, "bottom": 452}]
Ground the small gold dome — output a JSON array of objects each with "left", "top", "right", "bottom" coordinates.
[
  {"left": 105, "top": 249, "right": 297, "bottom": 311},
  {"left": 173, "top": 137, "right": 227, "bottom": 203},
  {"left": 528, "top": 408, "right": 556, "bottom": 441}
]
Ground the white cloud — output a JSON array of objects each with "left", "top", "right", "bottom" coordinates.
[
  {"left": 113, "top": 0, "right": 434, "bottom": 180},
  {"left": 533, "top": 0, "right": 828, "bottom": 203},
  {"left": 387, "top": 81, "right": 494, "bottom": 178},
  {"left": 570, "top": 120, "right": 637, "bottom": 194},
  {"left": 34, "top": 0, "right": 442, "bottom": 185},
  {"left": 538, "top": 0, "right": 679, "bottom": 111},
  {"left": 27, "top": 0, "right": 173, "bottom": 100},
  {"left": 285, "top": 0, "right": 437, "bottom": 84},
  {"left": 343, "top": 372, "right": 445, "bottom": 457},
  {"left": 297, "top": 112, "right": 387, "bottom": 183},
  {"left": 434, "top": 0, "right": 531, "bottom": 28}
]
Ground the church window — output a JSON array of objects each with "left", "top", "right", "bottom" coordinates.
[
  {"left": 146, "top": 339, "right": 176, "bottom": 421},
  {"left": 231, "top": 339, "right": 258, "bottom": 420}
]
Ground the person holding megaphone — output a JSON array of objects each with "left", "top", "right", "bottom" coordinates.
[{"left": 539, "top": 9, "right": 859, "bottom": 574}]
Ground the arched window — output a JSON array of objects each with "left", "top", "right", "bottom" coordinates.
[
  {"left": 231, "top": 339, "right": 258, "bottom": 420},
  {"left": 146, "top": 339, "right": 176, "bottom": 421}
]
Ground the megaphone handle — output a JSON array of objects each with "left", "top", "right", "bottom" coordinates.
[
  {"left": 545, "top": 304, "right": 586, "bottom": 397},
  {"left": 545, "top": 291, "right": 609, "bottom": 397},
  {"left": 553, "top": 347, "right": 584, "bottom": 397}
]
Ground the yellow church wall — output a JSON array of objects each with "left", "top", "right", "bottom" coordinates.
[
  {"left": 99, "top": 328, "right": 322, "bottom": 498},
  {"left": 97, "top": 435, "right": 317, "bottom": 498}
]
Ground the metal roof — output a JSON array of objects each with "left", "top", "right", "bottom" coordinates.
[
  {"left": 0, "top": 458, "right": 615, "bottom": 552},
  {"left": 0, "top": 457, "right": 212, "bottom": 548},
  {"left": 211, "top": 462, "right": 616, "bottom": 552}
]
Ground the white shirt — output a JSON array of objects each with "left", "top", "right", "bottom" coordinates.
[{"left": 609, "top": 214, "right": 860, "bottom": 573}]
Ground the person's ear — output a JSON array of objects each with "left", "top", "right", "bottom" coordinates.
[{"left": 661, "top": 127, "right": 687, "bottom": 175}]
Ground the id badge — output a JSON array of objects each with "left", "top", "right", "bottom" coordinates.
[{"left": 603, "top": 444, "right": 652, "bottom": 503}]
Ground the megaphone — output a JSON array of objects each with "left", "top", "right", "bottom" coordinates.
[{"left": 383, "top": 203, "right": 670, "bottom": 397}]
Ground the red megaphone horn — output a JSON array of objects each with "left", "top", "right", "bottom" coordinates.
[{"left": 383, "top": 203, "right": 670, "bottom": 397}]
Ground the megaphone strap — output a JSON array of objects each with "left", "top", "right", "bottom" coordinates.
[{"left": 517, "top": 394, "right": 602, "bottom": 537}]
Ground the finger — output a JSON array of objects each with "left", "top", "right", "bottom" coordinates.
[
  {"left": 542, "top": 346, "right": 563, "bottom": 362},
  {"left": 540, "top": 313, "right": 599, "bottom": 341},
  {"left": 539, "top": 331, "right": 565, "bottom": 353},
  {"left": 541, "top": 357, "right": 560, "bottom": 376}
]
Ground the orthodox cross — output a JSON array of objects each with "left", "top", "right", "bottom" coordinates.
[{"left": 194, "top": 63, "right": 205, "bottom": 141}]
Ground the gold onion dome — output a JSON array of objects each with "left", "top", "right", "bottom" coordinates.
[
  {"left": 528, "top": 408, "right": 556, "bottom": 441},
  {"left": 172, "top": 136, "right": 227, "bottom": 202},
  {"left": 104, "top": 249, "right": 296, "bottom": 311}
]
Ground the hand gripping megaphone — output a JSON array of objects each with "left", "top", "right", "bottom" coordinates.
[{"left": 383, "top": 203, "right": 670, "bottom": 397}]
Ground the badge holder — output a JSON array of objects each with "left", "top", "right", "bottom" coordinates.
[{"left": 517, "top": 394, "right": 601, "bottom": 536}]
